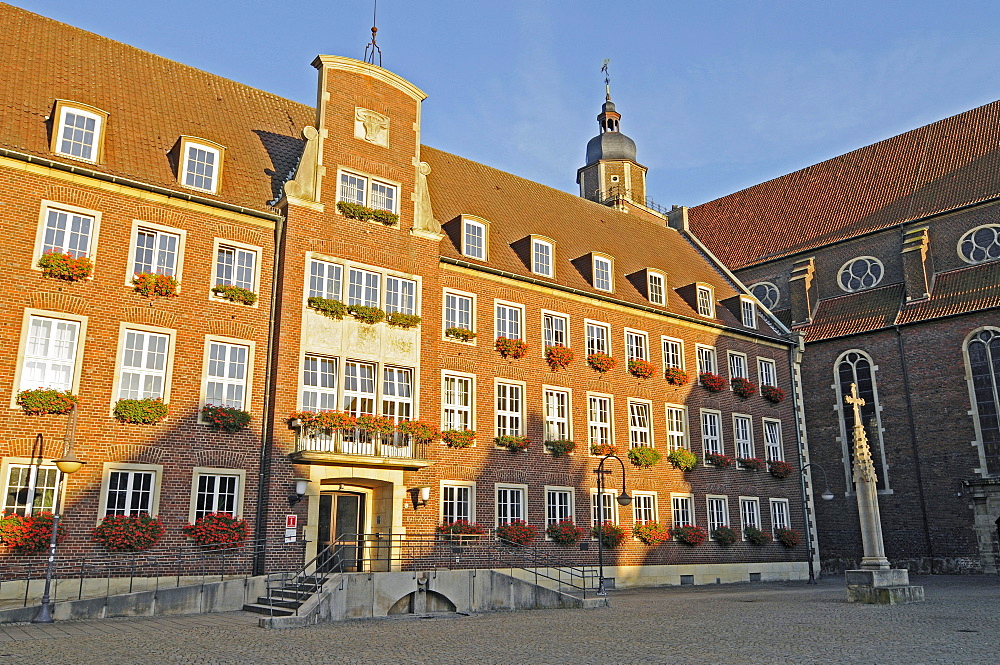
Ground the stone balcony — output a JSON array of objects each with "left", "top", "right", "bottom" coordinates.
[{"left": 290, "top": 430, "right": 430, "bottom": 469}]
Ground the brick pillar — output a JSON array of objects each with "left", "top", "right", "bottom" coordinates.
[
  {"left": 901, "top": 226, "right": 932, "bottom": 302},
  {"left": 789, "top": 257, "right": 816, "bottom": 326}
]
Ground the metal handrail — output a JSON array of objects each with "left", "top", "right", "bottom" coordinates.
[{"left": 263, "top": 542, "right": 337, "bottom": 616}]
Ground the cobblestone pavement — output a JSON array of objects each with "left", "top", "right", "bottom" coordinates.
[{"left": 0, "top": 575, "right": 997, "bottom": 664}]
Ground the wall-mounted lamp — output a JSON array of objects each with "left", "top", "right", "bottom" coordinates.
[
  {"left": 410, "top": 486, "right": 430, "bottom": 509},
  {"left": 289, "top": 477, "right": 310, "bottom": 505}
]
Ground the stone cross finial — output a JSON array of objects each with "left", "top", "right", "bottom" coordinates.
[{"left": 846, "top": 383, "right": 877, "bottom": 484}]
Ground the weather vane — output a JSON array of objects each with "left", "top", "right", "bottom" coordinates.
[
  {"left": 601, "top": 58, "right": 611, "bottom": 100},
  {"left": 364, "top": 0, "right": 382, "bottom": 66}
]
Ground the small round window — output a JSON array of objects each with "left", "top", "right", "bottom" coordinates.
[
  {"left": 838, "top": 256, "right": 883, "bottom": 292},
  {"left": 749, "top": 282, "right": 779, "bottom": 309},
  {"left": 959, "top": 225, "right": 1000, "bottom": 264}
]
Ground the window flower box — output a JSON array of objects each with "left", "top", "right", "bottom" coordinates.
[
  {"left": 495, "top": 435, "right": 529, "bottom": 452},
  {"left": 0, "top": 511, "right": 66, "bottom": 554},
  {"left": 591, "top": 522, "right": 627, "bottom": 549},
  {"left": 668, "top": 524, "right": 708, "bottom": 546},
  {"left": 16, "top": 388, "right": 78, "bottom": 416},
  {"left": 587, "top": 352, "right": 617, "bottom": 373},
  {"left": 546, "top": 520, "right": 587, "bottom": 545},
  {"left": 38, "top": 251, "right": 92, "bottom": 281},
  {"left": 307, "top": 297, "right": 346, "bottom": 320},
  {"left": 633, "top": 521, "right": 671, "bottom": 546},
  {"left": 347, "top": 305, "right": 386, "bottom": 325},
  {"left": 184, "top": 513, "right": 249, "bottom": 550},
  {"left": 627, "top": 359, "right": 656, "bottom": 379},
  {"left": 761, "top": 385, "right": 786, "bottom": 404},
  {"left": 664, "top": 367, "right": 689, "bottom": 386},
  {"left": 711, "top": 526, "right": 738, "bottom": 545},
  {"left": 705, "top": 452, "right": 735, "bottom": 468},
  {"left": 202, "top": 405, "right": 251, "bottom": 433},
  {"left": 590, "top": 442, "right": 617, "bottom": 456},
  {"left": 211, "top": 284, "right": 257, "bottom": 305},
  {"left": 545, "top": 345, "right": 574, "bottom": 371},
  {"left": 495, "top": 337, "right": 528, "bottom": 360},
  {"left": 774, "top": 527, "right": 801, "bottom": 548},
  {"left": 731, "top": 376, "right": 758, "bottom": 398},
  {"left": 545, "top": 439, "right": 576, "bottom": 457},
  {"left": 496, "top": 520, "right": 537, "bottom": 546},
  {"left": 356, "top": 414, "right": 395, "bottom": 437},
  {"left": 437, "top": 520, "right": 485, "bottom": 541},
  {"left": 744, "top": 526, "right": 771, "bottom": 546},
  {"left": 289, "top": 410, "right": 356, "bottom": 432},
  {"left": 627, "top": 446, "right": 662, "bottom": 469},
  {"left": 336, "top": 201, "right": 399, "bottom": 227},
  {"left": 737, "top": 456, "right": 766, "bottom": 471},
  {"left": 132, "top": 272, "right": 178, "bottom": 299},
  {"left": 768, "top": 460, "right": 794, "bottom": 479},
  {"left": 386, "top": 312, "right": 422, "bottom": 328},
  {"left": 667, "top": 448, "right": 698, "bottom": 471},
  {"left": 445, "top": 327, "right": 476, "bottom": 342},
  {"left": 699, "top": 372, "right": 726, "bottom": 392},
  {"left": 442, "top": 429, "right": 475, "bottom": 448},
  {"left": 396, "top": 419, "right": 439, "bottom": 442},
  {"left": 93, "top": 514, "right": 164, "bottom": 552},
  {"left": 113, "top": 398, "right": 169, "bottom": 425}
]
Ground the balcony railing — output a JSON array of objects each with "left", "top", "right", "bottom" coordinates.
[{"left": 293, "top": 429, "right": 427, "bottom": 462}]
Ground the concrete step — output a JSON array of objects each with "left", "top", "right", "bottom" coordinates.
[
  {"left": 243, "top": 603, "right": 296, "bottom": 616},
  {"left": 255, "top": 597, "right": 304, "bottom": 609}
]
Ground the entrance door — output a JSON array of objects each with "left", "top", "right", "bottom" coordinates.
[{"left": 318, "top": 492, "right": 365, "bottom": 572}]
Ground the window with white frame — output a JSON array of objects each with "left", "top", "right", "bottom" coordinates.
[
  {"left": 625, "top": 330, "right": 648, "bottom": 362},
  {"left": 628, "top": 401, "right": 652, "bottom": 448},
  {"left": 532, "top": 238, "right": 553, "bottom": 277},
  {"left": 382, "top": 367, "right": 413, "bottom": 426},
  {"left": 369, "top": 180, "right": 396, "bottom": 213},
  {"left": 763, "top": 419, "right": 784, "bottom": 461},
  {"left": 302, "top": 355, "right": 338, "bottom": 411},
  {"left": 495, "top": 303, "right": 523, "bottom": 340},
  {"left": 182, "top": 142, "right": 221, "bottom": 193},
  {"left": 215, "top": 244, "right": 256, "bottom": 292},
  {"left": 733, "top": 414, "right": 754, "bottom": 460},
  {"left": 542, "top": 312, "right": 568, "bottom": 348},
  {"left": 339, "top": 172, "right": 366, "bottom": 205},
  {"left": 42, "top": 207, "right": 93, "bottom": 258},
  {"left": 443, "top": 373, "right": 473, "bottom": 431},
  {"left": 671, "top": 494, "right": 694, "bottom": 527},
  {"left": 205, "top": 341, "right": 249, "bottom": 409},
  {"left": 133, "top": 226, "right": 179, "bottom": 277},
  {"left": 442, "top": 483, "right": 473, "bottom": 523},
  {"left": 55, "top": 105, "right": 103, "bottom": 161},
  {"left": 758, "top": 358, "right": 777, "bottom": 387},
  {"left": 696, "top": 345, "right": 717, "bottom": 375},
  {"left": 118, "top": 329, "right": 169, "bottom": 400},
  {"left": 701, "top": 410, "right": 723, "bottom": 456},
  {"left": 462, "top": 218, "right": 486, "bottom": 260},
  {"left": 342, "top": 361, "right": 376, "bottom": 417},
  {"left": 632, "top": 493, "right": 657, "bottom": 525},
  {"left": 665, "top": 405, "right": 688, "bottom": 450},
  {"left": 20, "top": 315, "right": 80, "bottom": 392},
  {"left": 543, "top": 388, "right": 570, "bottom": 441},
  {"left": 545, "top": 487, "right": 574, "bottom": 527},
  {"left": 696, "top": 285, "right": 715, "bottom": 317},
  {"left": 194, "top": 473, "right": 239, "bottom": 519},
  {"left": 592, "top": 255, "right": 613, "bottom": 292},
  {"left": 770, "top": 499, "right": 790, "bottom": 533},
  {"left": 496, "top": 382, "right": 523, "bottom": 437},
  {"left": 647, "top": 271, "right": 665, "bottom": 306},
  {"left": 444, "top": 292, "right": 473, "bottom": 333},
  {"left": 741, "top": 298, "right": 757, "bottom": 328},
  {"left": 588, "top": 395, "right": 612, "bottom": 450},
  {"left": 385, "top": 276, "right": 416, "bottom": 315},
  {"left": 495, "top": 485, "right": 526, "bottom": 526},
  {"left": 662, "top": 338, "right": 684, "bottom": 369},
  {"left": 308, "top": 259, "right": 342, "bottom": 300},
  {"left": 728, "top": 352, "right": 748, "bottom": 379},
  {"left": 348, "top": 267, "right": 380, "bottom": 307},
  {"left": 591, "top": 490, "right": 616, "bottom": 526},
  {"left": 3, "top": 464, "right": 60, "bottom": 516},
  {"left": 740, "top": 497, "right": 761, "bottom": 531},
  {"left": 707, "top": 496, "right": 729, "bottom": 534},
  {"left": 105, "top": 470, "right": 155, "bottom": 516},
  {"left": 338, "top": 171, "right": 397, "bottom": 213},
  {"left": 585, "top": 321, "right": 609, "bottom": 356}
]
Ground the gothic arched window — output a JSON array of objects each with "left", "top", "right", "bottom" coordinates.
[
  {"left": 749, "top": 282, "right": 779, "bottom": 310},
  {"left": 834, "top": 350, "right": 890, "bottom": 491},
  {"left": 838, "top": 257, "right": 884, "bottom": 292},
  {"left": 965, "top": 328, "right": 1000, "bottom": 474},
  {"left": 959, "top": 225, "right": 1000, "bottom": 264}
]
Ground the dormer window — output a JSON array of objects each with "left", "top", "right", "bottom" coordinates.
[
  {"left": 740, "top": 297, "right": 757, "bottom": 328},
  {"left": 52, "top": 101, "right": 108, "bottom": 163},
  {"left": 647, "top": 270, "right": 666, "bottom": 306},
  {"left": 592, "top": 254, "right": 613, "bottom": 292},
  {"left": 696, "top": 284, "right": 715, "bottom": 317},
  {"left": 462, "top": 216, "right": 488, "bottom": 260},
  {"left": 531, "top": 237, "right": 554, "bottom": 277},
  {"left": 179, "top": 137, "right": 225, "bottom": 194}
]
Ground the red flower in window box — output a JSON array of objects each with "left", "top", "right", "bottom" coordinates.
[
  {"left": 590, "top": 442, "right": 617, "bottom": 456},
  {"left": 699, "top": 372, "right": 726, "bottom": 392},
  {"left": 132, "top": 272, "right": 179, "bottom": 299},
  {"left": 93, "top": 514, "right": 164, "bottom": 552},
  {"left": 731, "top": 376, "right": 758, "bottom": 398},
  {"left": 633, "top": 521, "right": 671, "bottom": 546},
  {"left": 495, "top": 435, "right": 530, "bottom": 452},
  {"left": 496, "top": 520, "right": 537, "bottom": 546},
  {"left": 396, "top": 419, "right": 439, "bottom": 443},
  {"left": 737, "top": 456, "right": 766, "bottom": 471},
  {"left": 546, "top": 520, "right": 587, "bottom": 545},
  {"left": 545, "top": 345, "right": 574, "bottom": 371},
  {"left": 705, "top": 452, "right": 735, "bottom": 468},
  {"left": 183, "top": 513, "right": 249, "bottom": 550},
  {"left": 712, "top": 526, "right": 738, "bottom": 545},
  {"left": 38, "top": 251, "right": 92, "bottom": 281},
  {"left": 744, "top": 526, "right": 771, "bottom": 545},
  {"left": 591, "top": 522, "right": 627, "bottom": 549},
  {"left": 16, "top": 388, "right": 78, "bottom": 416},
  {"left": 774, "top": 527, "right": 801, "bottom": 548},
  {"left": 202, "top": 405, "right": 251, "bottom": 433},
  {"left": 761, "top": 385, "right": 786, "bottom": 404},
  {"left": 442, "top": 429, "right": 476, "bottom": 448},
  {"left": 0, "top": 511, "right": 66, "bottom": 554},
  {"left": 627, "top": 359, "right": 656, "bottom": 379},
  {"left": 437, "top": 520, "right": 485, "bottom": 541},
  {"left": 768, "top": 460, "right": 794, "bottom": 479},
  {"left": 668, "top": 524, "right": 708, "bottom": 546},
  {"left": 587, "top": 352, "right": 617, "bottom": 373},
  {"left": 495, "top": 337, "right": 528, "bottom": 360},
  {"left": 664, "top": 367, "right": 689, "bottom": 386},
  {"left": 355, "top": 414, "right": 395, "bottom": 436}
]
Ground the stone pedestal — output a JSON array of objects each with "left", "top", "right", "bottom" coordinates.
[{"left": 845, "top": 569, "right": 925, "bottom": 605}]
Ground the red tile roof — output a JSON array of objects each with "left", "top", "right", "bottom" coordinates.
[
  {"left": 801, "top": 285, "right": 902, "bottom": 343},
  {"left": 897, "top": 262, "right": 1000, "bottom": 325}
]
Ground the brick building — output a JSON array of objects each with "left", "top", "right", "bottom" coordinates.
[
  {"left": 688, "top": 100, "right": 1000, "bottom": 574},
  {"left": 1, "top": 5, "right": 811, "bottom": 585}
]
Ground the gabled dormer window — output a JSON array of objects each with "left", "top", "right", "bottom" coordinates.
[
  {"left": 51, "top": 101, "right": 108, "bottom": 163},
  {"left": 592, "top": 254, "right": 613, "bottom": 292},
  {"left": 696, "top": 284, "right": 715, "bottom": 317},
  {"left": 179, "top": 137, "right": 225, "bottom": 194},
  {"left": 740, "top": 297, "right": 757, "bottom": 328},
  {"left": 531, "top": 236, "right": 554, "bottom": 277},
  {"left": 647, "top": 270, "right": 666, "bottom": 306},
  {"left": 461, "top": 216, "right": 488, "bottom": 260}
]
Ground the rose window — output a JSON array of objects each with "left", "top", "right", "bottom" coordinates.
[{"left": 838, "top": 257, "right": 884, "bottom": 292}]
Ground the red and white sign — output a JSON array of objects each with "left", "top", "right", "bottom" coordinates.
[{"left": 285, "top": 514, "right": 297, "bottom": 529}]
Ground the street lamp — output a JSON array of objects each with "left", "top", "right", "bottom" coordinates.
[
  {"left": 800, "top": 462, "right": 834, "bottom": 585},
  {"left": 594, "top": 452, "right": 631, "bottom": 596}
]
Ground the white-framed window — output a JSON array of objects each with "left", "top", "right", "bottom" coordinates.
[
  {"left": 118, "top": 329, "right": 169, "bottom": 400},
  {"left": 696, "top": 285, "right": 715, "bottom": 317},
  {"left": 348, "top": 267, "right": 380, "bottom": 307},
  {"left": 193, "top": 473, "right": 240, "bottom": 520},
  {"left": 105, "top": 469, "right": 155, "bottom": 516},
  {"left": 495, "top": 381, "right": 523, "bottom": 437},
  {"left": 542, "top": 312, "right": 568, "bottom": 348},
  {"left": 339, "top": 171, "right": 366, "bottom": 205},
  {"left": 495, "top": 302, "right": 523, "bottom": 340},
  {"left": 770, "top": 499, "right": 790, "bottom": 534},
  {"left": 442, "top": 372, "right": 474, "bottom": 431},
  {"left": 495, "top": 484, "right": 527, "bottom": 526},
  {"left": 647, "top": 271, "right": 666, "bottom": 306},
  {"left": 41, "top": 206, "right": 94, "bottom": 258},
  {"left": 205, "top": 340, "right": 249, "bottom": 409},
  {"left": 628, "top": 400, "right": 653, "bottom": 448},
  {"left": 19, "top": 315, "right": 81, "bottom": 392},
  {"left": 728, "top": 352, "right": 748, "bottom": 379},
  {"left": 838, "top": 256, "right": 884, "bottom": 292},
  {"left": 302, "top": 355, "right": 338, "bottom": 411},
  {"left": 701, "top": 410, "right": 723, "bottom": 456},
  {"left": 585, "top": 321, "right": 610, "bottom": 356},
  {"left": 309, "top": 259, "right": 342, "bottom": 300},
  {"left": 443, "top": 290, "right": 474, "bottom": 334},
  {"left": 385, "top": 276, "right": 416, "bottom": 315},
  {"left": 733, "top": 414, "right": 754, "bottom": 460},
  {"left": 588, "top": 394, "right": 613, "bottom": 451},
  {"left": 592, "top": 255, "right": 613, "bottom": 292},
  {"left": 632, "top": 492, "right": 657, "bottom": 525},
  {"left": 670, "top": 494, "right": 694, "bottom": 527},
  {"left": 696, "top": 345, "right": 717, "bottom": 375},
  {"left": 462, "top": 218, "right": 486, "bottom": 260},
  {"left": 338, "top": 170, "right": 398, "bottom": 213},
  {"left": 763, "top": 419, "right": 784, "bottom": 461},
  {"left": 53, "top": 103, "right": 105, "bottom": 162},
  {"left": 543, "top": 388, "right": 570, "bottom": 441},
  {"left": 707, "top": 495, "right": 729, "bottom": 534},
  {"left": 545, "top": 486, "right": 574, "bottom": 528},
  {"left": 662, "top": 337, "right": 684, "bottom": 370},
  {"left": 591, "top": 490, "right": 617, "bottom": 526},
  {"left": 749, "top": 282, "right": 779, "bottom": 310},
  {"left": 370, "top": 180, "right": 397, "bottom": 213},
  {"left": 180, "top": 139, "right": 223, "bottom": 194},
  {"left": 665, "top": 405, "right": 688, "bottom": 451},
  {"left": 133, "top": 225, "right": 181, "bottom": 278},
  {"left": 2, "top": 462, "right": 61, "bottom": 516},
  {"left": 740, "top": 497, "right": 761, "bottom": 532},
  {"left": 758, "top": 358, "right": 777, "bottom": 387},
  {"left": 441, "top": 482, "right": 475, "bottom": 524},
  {"left": 532, "top": 238, "right": 553, "bottom": 277},
  {"left": 625, "top": 329, "right": 648, "bottom": 362},
  {"left": 382, "top": 367, "right": 413, "bottom": 427},
  {"left": 215, "top": 243, "right": 256, "bottom": 293},
  {"left": 342, "top": 360, "right": 377, "bottom": 417},
  {"left": 740, "top": 298, "right": 757, "bottom": 328}
]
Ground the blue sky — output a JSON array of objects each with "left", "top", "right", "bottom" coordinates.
[{"left": 14, "top": 1, "right": 1000, "bottom": 206}]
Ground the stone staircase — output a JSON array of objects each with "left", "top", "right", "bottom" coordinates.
[{"left": 243, "top": 573, "right": 330, "bottom": 617}]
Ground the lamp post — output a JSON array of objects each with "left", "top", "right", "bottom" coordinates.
[
  {"left": 799, "top": 462, "right": 835, "bottom": 585},
  {"left": 594, "top": 452, "right": 631, "bottom": 596}
]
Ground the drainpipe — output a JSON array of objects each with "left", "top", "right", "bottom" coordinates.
[{"left": 789, "top": 332, "right": 820, "bottom": 578}]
